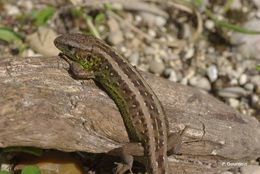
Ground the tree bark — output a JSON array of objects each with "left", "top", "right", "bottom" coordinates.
[{"left": 0, "top": 56, "right": 259, "bottom": 174}]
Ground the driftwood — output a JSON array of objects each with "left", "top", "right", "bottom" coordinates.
[{"left": 0, "top": 56, "right": 259, "bottom": 174}]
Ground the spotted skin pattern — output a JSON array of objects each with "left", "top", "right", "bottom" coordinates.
[{"left": 54, "top": 34, "right": 169, "bottom": 174}]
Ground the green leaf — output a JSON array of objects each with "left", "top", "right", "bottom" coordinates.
[
  {"left": 94, "top": 13, "right": 105, "bottom": 24},
  {"left": 0, "top": 27, "right": 22, "bottom": 43},
  {"left": 71, "top": 7, "right": 84, "bottom": 18},
  {"left": 21, "top": 166, "right": 40, "bottom": 174},
  {"left": 192, "top": 0, "right": 203, "bottom": 8},
  {"left": 205, "top": 9, "right": 260, "bottom": 34},
  {"left": 256, "top": 65, "right": 260, "bottom": 71},
  {"left": 0, "top": 171, "right": 10, "bottom": 174},
  {"left": 104, "top": 3, "right": 114, "bottom": 10},
  {"left": 2, "top": 147, "right": 43, "bottom": 156},
  {"left": 32, "top": 6, "right": 55, "bottom": 26}
]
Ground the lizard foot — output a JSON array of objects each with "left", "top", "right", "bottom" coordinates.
[{"left": 114, "top": 162, "right": 133, "bottom": 174}]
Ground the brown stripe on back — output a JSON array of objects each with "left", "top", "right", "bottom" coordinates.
[
  {"left": 90, "top": 37, "right": 168, "bottom": 173},
  {"left": 94, "top": 52, "right": 148, "bottom": 140}
]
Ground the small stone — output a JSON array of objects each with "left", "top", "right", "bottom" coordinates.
[
  {"left": 107, "top": 18, "right": 123, "bottom": 45},
  {"left": 22, "top": 49, "right": 39, "bottom": 57},
  {"left": 26, "top": 27, "right": 59, "bottom": 56},
  {"left": 230, "top": 79, "right": 239, "bottom": 85},
  {"left": 180, "top": 78, "right": 188, "bottom": 85},
  {"left": 242, "top": 6, "right": 248, "bottom": 13},
  {"left": 182, "top": 23, "right": 192, "bottom": 39},
  {"left": 253, "top": 0, "right": 260, "bottom": 8},
  {"left": 144, "top": 47, "right": 157, "bottom": 55},
  {"left": 228, "top": 98, "right": 240, "bottom": 108},
  {"left": 128, "top": 52, "right": 139, "bottom": 66},
  {"left": 231, "top": 18, "right": 260, "bottom": 59},
  {"left": 256, "top": 86, "right": 260, "bottom": 95},
  {"left": 184, "top": 47, "right": 195, "bottom": 59},
  {"left": 217, "top": 87, "right": 249, "bottom": 98},
  {"left": 164, "top": 68, "right": 178, "bottom": 82},
  {"left": 244, "top": 83, "right": 254, "bottom": 91},
  {"left": 207, "top": 65, "right": 218, "bottom": 82},
  {"left": 205, "top": 20, "right": 215, "bottom": 30},
  {"left": 149, "top": 58, "right": 165, "bottom": 74},
  {"left": 108, "top": 31, "right": 123, "bottom": 45},
  {"left": 230, "top": 0, "right": 242, "bottom": 10},
  {"left": 125, "top": 31, "right": 134, "bottom": 39},
  {"left": 17, "top": 0, "right": 33, "bottom": 10},
  {"left": 251, "top": 75, "right": 260, "bottom": 87},
  {"left": 98, "top": 25, "right": 105, "bottom": 32},
  {"left": 256, "top": 10, "right": 260, "bottom": 18},
  {"left": 138, "top": 63, "right": 149, "bottom": 72},
  {"left": 239, "top": 74, "right": 248, "bottom": 85},
  {"left": 135, "top": 15, "right": 142, "bottom": 24},
  {"left": 4, "top": 4, "right": 20, "bottom": 15},
  {"left": 148, "top": 29, "right": 156, "bottom": 37},
  {"left": 251, "top": 94, "right": 259, "bottom": 106},
  {"left": 155, "top": 16, "right": 167, "bottom": 27},
  {"left": 208, "top": 47, "right": 215, "bottom": 53},
  {"left": 189, "top": 76, "right": 211, "bottom": 91},
  {"left": 140, "top": 12, "right": 166, "bottom": 27}
]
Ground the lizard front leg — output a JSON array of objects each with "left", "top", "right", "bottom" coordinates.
[{"left": 108, "top": 128, "right": 186, "bottom": 174}]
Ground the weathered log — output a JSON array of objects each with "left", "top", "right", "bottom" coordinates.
[{"left": 0, "top": 56, "right": 259, "bottom": 174}]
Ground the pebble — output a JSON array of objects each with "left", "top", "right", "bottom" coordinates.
[
  {"left": 228, "top": 98, "right": 240, "bottom": 108},
  {"left": 128, "top": 52, "right": 139, "bottom": 66},
  {"left": 148, "top": 29, "right": 156, "bottom": 37},
  {"left": 184, "top": 47, "right": 195, "bottom": 59},
  {"left": 207, "top": 65, "right": 218, "bottom": 82},
  {"left": 231, "top": 18, "right": 260, "bottom": 59},
  {"left": 240, "top": 165, "right": 260, "bottom": 174},
  {"left": 180, "top": 78, "right": 188, "bottom": 85},
  {"left": 149, "top": 58, "right": 165, "bottom": 74},
  {"left": 230, "top": 79, "right": 239, "bottom": 85},
  {"left": 253, "top": 0, "right": 260, "bottom": 8},
  {"left": 182, "top": 23, "right": 192, "bottom": 39},
  {"left": 189, "top": 76, "right": 211, "bottom": 91},
  {"left": 125, "top": 31, "right": 134, "bottom": 39},
  {"left": 256, "top": 11, "right": 260, "bottom": 18},
  {"left": 139, "top": 12, "right": 166, "bottom": 27},
  {"left": 230, "top": 0, "right": 242, "bottom": 10},
  {"left": 250, "top": 75, "right": 260, "bottom": 87},
  {"left": 144, "top": 47, "right": 157, "bottom": 55},
  {"left": 26, "top": 27, "right": 59, "bottom": 56},
  {"left": 239, "top": 74, "right": 248, "bottom": 85},
  {"left": 107, "top": 31, "right": 124, "bottom": 45},
  {"left": 164, "top": 68, "right": 178, "bottom": 82},
  {"left": 251, "top": 94, "right": 259, "bottom": 106},
  {"left": 217, "top": 87, "right": 249, "bottom": 98},
  {"left": 134, "top": 15, "right": 142, "bottom": 24},
  {"left": 154, "top": 15, "right": 167, "bottom": 27},
  {"left": 107, "top": 18, "right": 123, "bottom": 45},
  {"left": 244, "top": 83, "right": 254, "bottom": 91},
  {"left": 205, "top": 20, "right": 215, "bottom": 30},
  {"left": 138, "top": 63, "right": 149, "bottom": 72},
  {"left": 4, "top": 4, "right": 20, "bottom": 15},
  {"left": 256, "top": 86, "right": 260, "bottom": 95},
  {"left": 17, "top": 0, "right": 33, "bottom": 10}
]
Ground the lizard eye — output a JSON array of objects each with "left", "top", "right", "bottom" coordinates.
[
  {"left": 67, "top": 45, "right": 73, "bottom": 51},
  {"left": 67, "top": 45, "right": 75, "bottom": 55}
]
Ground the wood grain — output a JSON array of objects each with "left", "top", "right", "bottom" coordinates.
[{"left": 0, "top": 56, "right": 259, "bottom": 174}]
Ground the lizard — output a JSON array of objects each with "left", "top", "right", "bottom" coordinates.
[{"left": 54, "top": 33, "right": 183, "bottom": 174}]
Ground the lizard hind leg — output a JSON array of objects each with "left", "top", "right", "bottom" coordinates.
[{"left": 108, "top": 142, "right": 144, "bottom": 174}]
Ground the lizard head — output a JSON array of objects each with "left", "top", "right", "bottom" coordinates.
[{"left": 54, "top": 33, "right": 101, "bottom": 71}]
